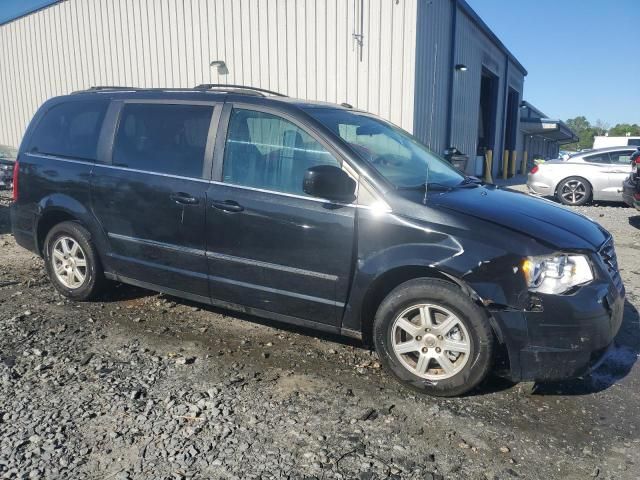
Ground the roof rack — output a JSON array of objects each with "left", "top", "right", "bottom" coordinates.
[
  {"left": 194, "top": 84, "right": 287, "bottom": 97},
  {"left": 71, "top": 86, "right": 138, "bottom": 94},
  {"left": 72, "top": 84, "right": 289, "bottom": 98}
]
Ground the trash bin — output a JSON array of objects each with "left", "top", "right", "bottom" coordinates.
[{"left": 443, "top": 147, "right": 469, "bottom": 172}]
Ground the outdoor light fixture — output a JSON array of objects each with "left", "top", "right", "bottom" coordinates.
[
  {"left": 455, "top": 64, "right": 468, "bottom": 72},
  {"left": 210, "top": 60, "right": 229, "bottom": 75}
]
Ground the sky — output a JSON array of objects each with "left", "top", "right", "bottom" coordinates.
[
  {"left": 0, "top": 0, "right": 55, "bottom": 24},
  {"left": 466, "top": 0, "right": 640, "bottom": 126}
]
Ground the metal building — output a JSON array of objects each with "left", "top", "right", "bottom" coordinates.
[
  {"left": 0, "top": 0, "right": 528, "bottom": 178},
  {"left": 520, "top": 101, "right": 577, "bottom": 162}
]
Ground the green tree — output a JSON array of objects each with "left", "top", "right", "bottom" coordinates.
[
  {"left": 608, "top": 123, "right": 640, "bottom": 137},
  {"left": 564, "top": 116, "right": 596, "bottom": 151}
]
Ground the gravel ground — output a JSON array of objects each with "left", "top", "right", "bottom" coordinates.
[{"left": 1, "top": 187, "right": 639, "bottom": 480}]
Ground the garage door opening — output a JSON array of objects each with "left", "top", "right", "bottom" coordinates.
[{"left": 476, "top": 69, "right": 498, "bottom": 177}]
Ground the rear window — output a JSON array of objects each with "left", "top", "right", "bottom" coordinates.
[
  {"left": 30, "top": 100, "right": 108, "bottom": 161},
  {"left": 112, "top": 103, "right": 213, "bottom": 179}
]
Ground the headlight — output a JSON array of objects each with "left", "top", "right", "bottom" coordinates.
[{"left": 522, "top": 254, "right": 593, "bottom": 294}]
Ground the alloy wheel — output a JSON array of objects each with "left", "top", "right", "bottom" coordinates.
[
  {"left": 561, "top": 179, "right": 586, "bottom": 204},
  {"left": 391, "top": 303, "right": 471, "bottom": 380},
  {"left": 51, "top": 236, "right": 88, "bottom": 289}
]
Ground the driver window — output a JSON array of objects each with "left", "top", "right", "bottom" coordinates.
[{"left": 223, "top": 109, "right": 340, "bottom": 195}]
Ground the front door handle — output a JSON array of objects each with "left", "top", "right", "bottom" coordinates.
[
  {"left": 211, "top": 199, "right": 244, "bottom": 213},
  {"left": 170, "top": 192, "right": 199, "bottom": 205}
]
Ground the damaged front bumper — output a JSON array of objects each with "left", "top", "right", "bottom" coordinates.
[{"left": 490, "top": 279, "right": 625, "bottom": 382}]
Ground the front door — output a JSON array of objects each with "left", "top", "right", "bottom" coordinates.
[
  {"left": 91, "top": 101, "right": 219, "bottom": 299},
  {"left": 205, "top": 106, "right": 356, "bottom": 326}
]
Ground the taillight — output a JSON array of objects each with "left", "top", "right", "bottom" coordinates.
[
  {"left": 635, "top": 157, "right": 640, "bottom": 165},
  {"left": 12, "top": 158, "right": 19, "bottom": 202},
  {"left": 530, "top": 165, "right": 539, "bottom": 174}
]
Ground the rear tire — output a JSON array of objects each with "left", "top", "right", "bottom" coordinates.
[
  {"left": 43, "top": 221, "right": 105, "bottom": 301},
  {"left": 556, "top": 176, "right": 591, "bottom": 206},
  {"left": 373, "top": 278, "right": 494, "bottom": 397}
]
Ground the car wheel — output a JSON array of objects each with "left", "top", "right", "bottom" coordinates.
[
  {"left": 43, "top": 221, "right": 105, "bottom": 301},
  {"left": 557, "top": 177, "right": 591, "bottom": 206},
  {"left": 373, "top": 278, "right": 494, "bottom": 397}
]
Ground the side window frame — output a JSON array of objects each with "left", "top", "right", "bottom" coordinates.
[
  {"left": 212, "top": 102, "right": 358, "bottom": 198},
  {"left": 583, "top": 152, "right": 611, "bottom": 164},
  {"left": 102, "top": 99, "right": 222, "bottom": 180}
]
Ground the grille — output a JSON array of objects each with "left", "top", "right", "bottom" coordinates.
[{"left": 599, "top": 238, "right": 624, "bottom": 294}]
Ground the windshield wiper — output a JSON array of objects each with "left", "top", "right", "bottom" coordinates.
[{"left": 457, "top": 176, "right": 481, "bottom": 187}]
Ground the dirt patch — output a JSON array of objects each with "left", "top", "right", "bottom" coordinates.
[{"left": 1, "top": 189, "right": 639, "bottom": 479}]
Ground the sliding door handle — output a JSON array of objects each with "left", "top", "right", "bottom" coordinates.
[
  {"left": 170, "top": 192, "right": 199, "bottom": 205},
  {"left": 211, "top": 199, "right": 244, "bottom": 212}
]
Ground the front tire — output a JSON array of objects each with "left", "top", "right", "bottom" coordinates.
[
  {"left": 373, "top": 278, "right": 494, "bottom": 397},
  {"left": 556, "top": 176, "right": 591, "bottom": 206},
  {"left": 43, "top": 221, "right": 105, "bottom": 301}
]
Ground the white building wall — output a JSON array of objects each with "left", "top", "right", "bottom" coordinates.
[{"left": 0, "top": 0, "right": 417, "bottom": 148}]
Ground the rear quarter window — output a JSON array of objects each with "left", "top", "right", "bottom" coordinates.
[
  {"left": 583, "top": 153, "right": 610, "bottom": 164},
  {"left": 30, "top": 100, "right": 108, "bottom": 161}
]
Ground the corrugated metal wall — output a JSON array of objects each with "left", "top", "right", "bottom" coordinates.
[
  {"left": 412, "top": 0, "right": 452, "bottom": 154},
  {"left": 451, "top": 9, "right": 507, "bottom": 162},
  {"left": 0, "top": 0, "right": 417, "bottom": 148},
  {"left": 454, "top": 12, "right": 526, "bottom": 175},
  {"left": 413, "top": 1, "right": 526, "bottom": 174}
]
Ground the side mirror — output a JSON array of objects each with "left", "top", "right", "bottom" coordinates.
[{"left": 303, "top": 165, "right": 356, "bottom": 203}]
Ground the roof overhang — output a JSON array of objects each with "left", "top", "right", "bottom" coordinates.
[{"left": 520, "top": 118, "right": 578, "bottom": 145}]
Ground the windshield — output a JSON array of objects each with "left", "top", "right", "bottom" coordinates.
[{"left": 305, "top": 108, "right": 465, "bottom": 189}]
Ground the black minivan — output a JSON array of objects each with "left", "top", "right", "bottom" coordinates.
[{"left": 11, "top": 85, "right": 624, "bottom": 396}]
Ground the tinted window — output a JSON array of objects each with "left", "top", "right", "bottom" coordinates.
[
  {"left": 223, "top": 109, "right": 340, "bottom": 195},
  {"left": 583, "top": 153, "right": 610, "bottom": 164},
  {"left": 113, "top": 103, "right": 213, "bottom": 178},
  {"left": 628, "top": 139, "right": 640, "bottom": 146},
  {"left": 609, "top": 150, "right": 634, "bottom": 165},
  {"left": 31, "top": 100, "right": 107, "bottom": 161}
]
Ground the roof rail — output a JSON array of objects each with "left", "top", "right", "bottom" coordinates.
[
  {"left": 71, "top": 86, "right": 140, "bottom": 94},
  {"left": 194, "top": 84, "right": 287, "bottom": 97},
  {"left": 71, "top": 84, "right": 289, "bottom": 98}
]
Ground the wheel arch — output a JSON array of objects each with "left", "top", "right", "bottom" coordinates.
[
  {"left": 36, "top": 208, "right": 78, "bottom": 255},
  {"left": 34, "top": 194, "right": 109, "bottom": 262},
  {"left": 355, "top": 264, "right": 505, "bottom": 348},
  {"left": 555, "top": 175, "right": 593, "bottom": 203}
]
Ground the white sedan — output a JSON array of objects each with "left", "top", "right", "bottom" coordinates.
[{"left": 527, "top": 147, "right": 637, "bottom": 205}]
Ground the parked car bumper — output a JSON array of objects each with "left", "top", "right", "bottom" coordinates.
[
  {"left": 493, "top": 277, "right": 625, "bottom": 382},
  {"left": 526, "top": 174, "right": 553, "bottom": 196},
  {"left": 622, "top": 175, "right": 639, "bottom": 210},
  {"left": 10, "top": 203, "right": 39, "bottom": 254}
]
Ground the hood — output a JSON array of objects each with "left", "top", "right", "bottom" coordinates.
[{"left": 424, "top": 185, "right": 607, "bottom": 250}]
